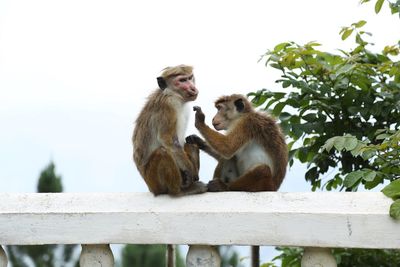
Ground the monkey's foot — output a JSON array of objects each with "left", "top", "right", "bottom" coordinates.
[{"left": 207, "top": 179, "right": 228, "bottom": 192}]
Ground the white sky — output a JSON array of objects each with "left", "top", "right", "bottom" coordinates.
[{"left": 0, "top": 0, "right": 399, "bottom": 264}]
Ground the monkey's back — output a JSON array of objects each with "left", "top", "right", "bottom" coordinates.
[
  {"left": 245, "top": 111, "right": 288, "bottom": 188},
  {"left": 132, "top": 90, "right": 171, "bottom": 173}
]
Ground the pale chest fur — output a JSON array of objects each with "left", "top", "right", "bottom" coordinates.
[
  {"left": 175, "top": 102, "right": 190, "bottom": 146},
  {"left": 235, "top": 141, "right": 274, "bottom": 176}
]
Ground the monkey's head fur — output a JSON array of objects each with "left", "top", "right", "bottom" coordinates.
[
  {"left": 161, "top": 65, "right": 193, "bottom": 79},
  {"left": 212, "top": 94, "right": 254, "bottom": 131},
  {"left": 215, "top": 94, "right": 253, "bottom": 113},
  {"left": 157, "top": 65, "right": 194, "bottom": 90}
]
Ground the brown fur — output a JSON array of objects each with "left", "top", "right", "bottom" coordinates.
[
  {"left": 193, "top": 94, "right": 288, "bottom": 192},
  {"left": 132, "top": 65, "right": 206, "bottom": 196}
]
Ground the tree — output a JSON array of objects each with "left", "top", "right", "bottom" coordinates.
[
  {"left": 250, "top": 24, "right": 399, "bottom": 192},
  {"left": 120, "top": 244, "right": 185, "bottom": 267},
  {"left": 6, "top": 162, "right": 79, "bottom": 267},
  {"left": 218, "top": 246, "right": 246, "bottom": 267},
  {"left": 248, "top": 1, "right": 400, "bottom": 265},
  {"left": 37, "top": 161, "right": 63, "bottom": 193}
]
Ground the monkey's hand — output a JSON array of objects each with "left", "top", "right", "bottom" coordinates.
[
  {"left": 207, "top": 179, "right": 229, "bottom": 192},
  {"left": 185, "top": 134, "right": 207, "bottom": 150},
  {"left": 193, "top": 106, "right": 205, "bottom": 128}
]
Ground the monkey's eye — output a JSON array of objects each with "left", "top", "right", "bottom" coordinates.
[{"left": 179, "top": 78, "right": 188, "bottom": 82}]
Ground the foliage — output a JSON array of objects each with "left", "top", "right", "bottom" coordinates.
[
  {"left": 38, "top": 161, "right": 63, "bottom": 193},
  {"left": 323, "top": 130, "right": 400, "bottom": 218},
  {"left": 218, "top": 246, "right": 246, "bottom": 267},
  {"left": 120, "top": 244, "right": 184, "bottom": 267},
  {"left": 262, "top": 247, "right": 302, "bottom": 267},
  {"left": 360, "top": 0, "right": 400, "bottom": 16},
  {"left": 265, "top": 247, "right": 400, "bottom": 267},
  {"left": 6, "top": 161, "right": 79, "bottom": 267},
  {"left": 334, "top": 248, "right": 400, "bottom": 267},
  {"left": 250, "top": 22, "right": 400, "bottom": 192}
]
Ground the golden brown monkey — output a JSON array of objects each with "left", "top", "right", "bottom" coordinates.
[
  {"left": 132, "top": 65, "right": 207, "bottom": 196},
  {"left": 188, "top": 94, "right": 288, "bottom": 191},
  {"left": 186, "top": 94, "right": 288, "bottom": 267}
]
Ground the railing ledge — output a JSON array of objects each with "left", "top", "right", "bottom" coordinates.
[{"left": 0, "top": 192, "right": 398, "bottom": 249}]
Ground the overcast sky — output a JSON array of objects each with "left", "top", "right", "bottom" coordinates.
[{"left": 1, "top": 0, "right": 399, "bottom": 264}]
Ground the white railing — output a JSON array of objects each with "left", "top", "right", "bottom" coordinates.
[{"left": 0, "top": 192, "right": 399, "bottom": 267}]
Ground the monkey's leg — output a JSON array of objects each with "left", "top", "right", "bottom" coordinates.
[
  {"left": 144, "top": 147, "right": 182, "bottom": 195},
  {"left": 184, "top": 143, "right": 200, "bottom": 175},
  {"left": 228, "top": 165, "right": 276, "bottom": 192},
  {"left": 181, "top": 143, "right": 208, "bottom": 195}
]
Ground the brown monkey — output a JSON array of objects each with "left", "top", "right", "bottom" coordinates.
[
  {"left": 187, "top": 94, "right": 288, "bottom": 267},
  {"left": 189, "top": 94, "right": 288, "bottom": 192},
  {"left": 132, "top": 65, "right": 207, "bottom": 196}
]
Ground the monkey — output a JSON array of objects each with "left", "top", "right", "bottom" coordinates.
[
  {"left": 188, "top": 94, "right": 288, "bottom": 192},
  {"left": 186, "top": 94, "right": 288, "bottom": 267},
  {"left": 132, "top": 64, "right": 207, "bottom": 196}
]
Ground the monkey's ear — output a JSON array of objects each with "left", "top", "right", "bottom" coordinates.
[
  {"left": 234, "top": 98, "right": 245, "bottom": 112},
  {"left": 157, "top": 77, "right": 167, "bottom": 90}
]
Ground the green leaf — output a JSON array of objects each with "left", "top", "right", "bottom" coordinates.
[
  {"left": 350, "top": 141, "right": 367, "bottom": 157},
  {"left": 272, "top": 102, "right": 286, "bottom": 116},
  {"left": 376, "top": 133, "right": 390, "bottom": 140},
  {"left": 303, "top": 113, "right": 317, "bottom": 122},
  {"left": 297, "top": 147, "right": 309, "bottom": 163},
  {"left": 353, "top": 20, "right": 367, "bottom": 28},
  {"left": 333, "top": 137, "right": 346, "bottom": 151},
  {"left": 382, "top": 179, "right": 400, "bottom": 199},
  {"left": 305, "top": 167, "right": 319, "bottom": 181},
  {"left": 323, "top": 137, "right": 336, "bottom": 152},
  {"left": 344, "top": 171, "right": 364, "bottom": 188},
  {"left": 336, "top": 64, "right": 356, "bottom": 76},
  {"left": 361, "top": 148, "right": 376, "bottom": 160},
  {"left": 375, "top": 0, "right": 384, "bottom": 13},
  {"left": 282, "top": 80, "right": 291, "bottom": 88},
  {"left": 389, "top": 199, "right": 400, "bottom": 219},
  {"left": 274, "top": 42, "right": 290, "bottom": 52},
  {"left": 363, "top": 170, "right": 377, "bottom": 182},
  {"left": 344, "top": 136, "right": 358, "bottom": 151},
  {"left": 279, "top": 112, "right": 292, "bottom": 122},
  {"left": 270, "top": 63, "right": 283, "bottom": 70},
  {"left": 375, "top": 129, "right": 387, "bottom": 135},
  {"left": 341, "top": 29, "right": 354, "bottom": 40}
]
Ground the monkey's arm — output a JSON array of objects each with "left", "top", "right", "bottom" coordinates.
[
  {"left": 193, "top": 106, "right": 249, "bottom": 159},
  {"left": 186, "top": 134, "right": 221, "bottom": 160}
]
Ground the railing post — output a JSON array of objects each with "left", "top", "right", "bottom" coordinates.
[
  {"left": 186, "top": 245, "right": 221, "bottom": 267},
  {"left": 167, "top": 244, "right": 176, "bottom": 267},
  {"left": 251, "top": 246, "right": 259, "bottom": 267},
  {"left": 80, "top": 244, "right": 114, "bottom": 267},
  {"left": 301, "top": 247, "right": 337, "bottom": 267},
  {"left": 0, "top": 246, "right": 7, "bottom": 267}
]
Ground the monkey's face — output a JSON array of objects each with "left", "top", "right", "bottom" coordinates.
[
  {"left": 212, "top": 104, "right": 236, "bottom": 131},
  {"left": 171, "top": 74, "right": 198, "bottom": 101},
  {"left": 212, "top": 97, "right": 246, "bottom": 131}
]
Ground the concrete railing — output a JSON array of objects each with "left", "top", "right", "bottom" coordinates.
[{"left": 0, "top": 192, "right": 399, "bottom": 267}]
